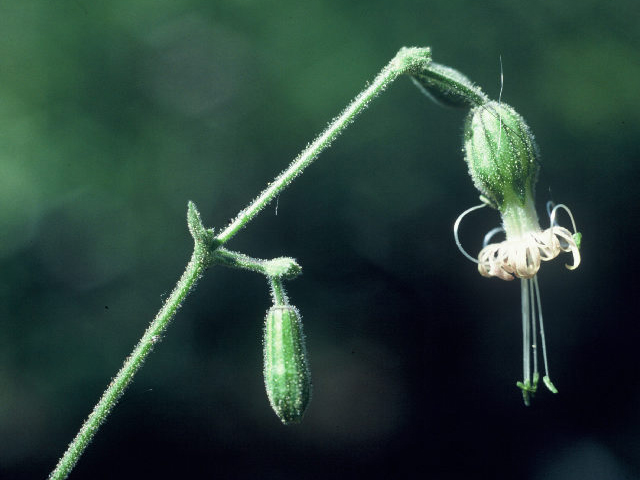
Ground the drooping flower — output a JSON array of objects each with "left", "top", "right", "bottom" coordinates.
[{"left": 455, "top": 101, "right": 581, "bottom": 405}]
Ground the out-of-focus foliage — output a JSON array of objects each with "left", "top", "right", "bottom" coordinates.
[{"left": 1, "top": 1, "right": 639, "bottom": 478}]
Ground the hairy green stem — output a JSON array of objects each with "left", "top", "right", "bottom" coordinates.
[
  {"left": 213, "top": 248, "right": 302, "bottom": 279},
  {"left": 214, "top": 46, "right": 431, "bottom": 245},
  {"left": 269, "top": 276, "right": 288, "bottom": 306},
  {"left": 48, "top": 246, "right": 209, "bottom": 480},
  {"left": 213, "top": 247, "right": 267, "bottom": 273},
  {"left": 48, "top": 46, "right": 432, "bottom": 479}
]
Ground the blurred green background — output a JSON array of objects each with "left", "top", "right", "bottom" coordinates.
[{"left": 1, "top": 0, "right": 639, "bottom": 478}]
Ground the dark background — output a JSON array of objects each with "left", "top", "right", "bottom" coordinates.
[{"left": 1, "top": 1, "right": 639, "bottom": 479}]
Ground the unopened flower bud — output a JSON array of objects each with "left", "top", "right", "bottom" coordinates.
[
  {"left": 411, "top": 62, "right": 488, "bottom": 108},
  {"left": 263, "top": 305, "right": 311, "bottom": 424},
  {"left": 464, "top": 101, "right": 539, "bottom": 210}
]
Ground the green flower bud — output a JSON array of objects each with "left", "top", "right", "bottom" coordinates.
[
  {"left": 411, "top": 62, "right": 488, "bottom": 108},
  {"left": 463, "top": 101, "right": 539, "bottom": 210},
  {"left": 263, "top": 305, "right": 311, "bottom": 424}
]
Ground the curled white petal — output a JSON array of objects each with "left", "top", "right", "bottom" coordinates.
[
  {"left": 551, "top": 226, "right": 581, "bottom": 270},
  {"left": 478, "top": 226, "right": 580, "bottom": 280}
]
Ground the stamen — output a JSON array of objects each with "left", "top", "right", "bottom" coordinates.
[
  {"left": 453, "top": 204, "right": 486, "bottom": 264},
  {"left": 533, "top": 276, "right": 558, "bottom": 394},
  {"left": 520, "top": 279, "right": 531, "bottom": 406},
  {"left": 530, "top": 277, "right": 538, "bottom": 380}
]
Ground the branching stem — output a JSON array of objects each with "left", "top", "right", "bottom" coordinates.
[{"left": 48, "top": 46, "right": 432, "bottom": 479}]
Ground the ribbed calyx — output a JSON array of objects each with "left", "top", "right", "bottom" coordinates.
[
  {"left": 463, "top": 101, "right": 539, "bottom": 211},
  {"left": 263, "top": 305, "right": 311, "bottom": 424}
]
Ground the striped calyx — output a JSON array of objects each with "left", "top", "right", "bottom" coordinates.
[
  {"left": 263, "top": 305, "right": 311, "bottom": 424},
  {"left": 411, "top": 62, "right": 488, "bottom": 108},
  {"left": 463, "top": 101, "right": 539, "bottom": 210}
]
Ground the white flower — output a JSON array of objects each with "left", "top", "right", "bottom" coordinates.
[
  {"left": 457, "top": 98, "right": 583, "bottom": 405},
  {"left": 454, "top": 199, "right": 581, "bottom": 405},
  {"left": 477, "top": 202, "right": 581, "bottom": 281}
]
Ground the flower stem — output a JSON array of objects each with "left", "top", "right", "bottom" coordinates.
[
  {"left": 269, "top": 276, "right": 288, "bottom": 306},
  {"left": 214, "top": 46, "right": 432, "bottom": 245},
  {"left": 212, "top": 248, "right": 301, "bottom": 279}
]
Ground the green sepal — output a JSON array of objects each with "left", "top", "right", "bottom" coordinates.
[
  {"left": 464, "top": 101, "right": 539, "bottom": 210},
  {"left": 263, "top": 305, "right": 311, "bottom": 424}
]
